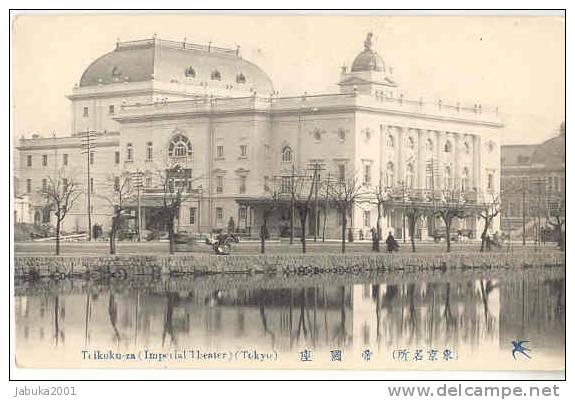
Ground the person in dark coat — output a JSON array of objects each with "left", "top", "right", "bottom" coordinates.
[{"left": 385, "top": 232, "right": 399, "bottom": 253}]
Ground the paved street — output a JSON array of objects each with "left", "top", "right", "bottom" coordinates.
[{"left": 14, "top": 239, "right": 560, "bottom": 256}]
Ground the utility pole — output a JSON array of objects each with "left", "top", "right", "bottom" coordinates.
[
  {"left": 290, "top": 162, "right": 295, "bottom": 245},
  {"left": 522, "top": 178, "right": 526, "bottom": 246},
  {"left": 401, "top": 181, "right": 406, "bottom": 244},
  {"left": 131, "top": 170, "right": 143, "bottom": 242},
  {"left": 310, "top": 162, "right": 325, "bottom": 242},
  {"left": 80, "top": 130, "right": 96, "bottom": 241}
]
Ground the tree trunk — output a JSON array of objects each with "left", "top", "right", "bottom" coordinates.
[
  {"left": 341, "top": 210, "right": 347, "bottom": 254},
  {"left": 299, "top": 208, "right": 308, "bottom": 254},
  {"left": 167, "top": 214, "right": 176, "bottom": 255},
  {"left": 322, "top": 205, "right": 327, "bottom": 242},
  {"left": 444, "top": 216, "right": 452, "bottom": 253},
  {"left": 408, "top": 213, "right": 417, "bottom": 253},
  {"left": 55, "top": 219, "right": 61, "bottom": 256},
  {"left": 480, "top": 218, "right": 489, "bottom": 253},
  {"left": 375, "top": 203, "right": 382, "bottom": 252},
  {"left": 260, "top": 215, "right": 267, "bottom": 254},
  {"left": 109, "top": 214, "right": 117, "bottom": 255}
]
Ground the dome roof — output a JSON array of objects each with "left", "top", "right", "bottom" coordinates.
[
  {"left": 351, "top": 50, "right": 385, "bottom": 72},
  {"left": 350, "top": 32, "right": 386, "bottom": 72},
  {"left": 79, "top": 38, "right": 274, "bottom": 94},
  {"left": 531, "top": 132, "right": 565, "bottom": 169}
]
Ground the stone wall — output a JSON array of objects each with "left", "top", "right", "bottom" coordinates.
[{"left": 14, "top": 251, "right": 565, "bottom": 280}]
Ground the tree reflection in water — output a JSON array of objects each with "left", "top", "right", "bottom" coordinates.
[{"left": 14, "top": 267, "right": 565, "bottom": 363}]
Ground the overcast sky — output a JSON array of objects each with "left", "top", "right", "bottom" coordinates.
[{"left": 12, "top": 13, "right": 565, "bottom": 144}]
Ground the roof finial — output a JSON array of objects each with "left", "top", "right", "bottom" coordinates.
[{"left": 364, "top": 32, "right": 373, "bottom": 51}]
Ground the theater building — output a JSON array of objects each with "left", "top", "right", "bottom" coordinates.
[{"left": 16, "top": 34, "right": 503, "bottom": 240}]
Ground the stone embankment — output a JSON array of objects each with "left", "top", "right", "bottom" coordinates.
[{"left": 14, "top": 252, "right": 565, "bottom": 280}]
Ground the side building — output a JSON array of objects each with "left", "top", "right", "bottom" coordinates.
[{"left": 500, "top": 122, "right": 565, "bottom": 243}]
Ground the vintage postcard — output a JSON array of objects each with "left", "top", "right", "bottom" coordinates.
[{"left": 10, "top": 12, "right": 565, "bottom": 377}]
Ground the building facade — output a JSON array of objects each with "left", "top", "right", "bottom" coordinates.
[
  {"left": 15, "top": 35, "right": 503, "bottom": 240},
  {"left": 500, "top": 122, "right": 565, "bottom": 242}
]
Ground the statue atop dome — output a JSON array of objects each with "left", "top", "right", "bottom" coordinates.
[{"left": 364, "top": 32, "right": 373, "bottom": 51}]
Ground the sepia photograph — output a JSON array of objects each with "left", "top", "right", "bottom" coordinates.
[{"left": 9, "top": 11, "right": 565, "bottom": 381}]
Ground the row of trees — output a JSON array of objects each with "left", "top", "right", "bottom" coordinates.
[
  {"left": 38, "top": 163, "right": 197, "bottom": 255},
  {"left": 256, "top": 168, "right": 508, "bottom": 254},
  {"left": 37, "top": 164, "right": 564, "bottom": 255}
]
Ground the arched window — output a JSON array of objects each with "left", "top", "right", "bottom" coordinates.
[
  {"left": 443, "top": 166, "right": 452, "bottom": 189},
  {"left": 444, "top": 140, "right": 452, "bottom": 153},
  {"left": 281, "top": 146, "right": 293, "bottom": 163},
  {"left": 461, "top": 167, "right": 470, "bottom": 192},
  {"left": 211, "top": 69, "right": 221, "bottom": 81},
  {"left": 385, "top": 162, "right": 395, "bottom": 188},
  {"left": 405, "top": 163, "right": 415, "bottom": 188},
  {"left": 406, "top": 136, "right": 414, "bottom": 149},
  {"left": 425, "top": 138, "right": 433, "bottom": 152},
  {"left": 168, "top": 134, "right": 192, "bottom": 158},
  {"left": 185, "top": 66, "right": 196, "bottom": 78},
  {"left": 386, "top": 134, "right": 395, "bottom": 147}
]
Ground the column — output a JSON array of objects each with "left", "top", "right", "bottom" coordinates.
[
  {"left": 416, "top": 129, "right": 424, "bottom": 189},
  {"left": 454, "top": 132, "right": 461, "bottom": 190},
  {"left": 472, "top": 135, "right": 481, "bottom": 190},
  {"left": 435, "top": 130, "right": 443, "bottom": 189},
  {"left": 397, "top": 126, "right": 404, "bottom": 186}
]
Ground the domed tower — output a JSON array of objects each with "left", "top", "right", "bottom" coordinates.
[
  {"left": 68, "top": 37, "right": 274, "bottom": 135},
  {"left": 338, "top": 32, "right": 397, "bottom": 96}
]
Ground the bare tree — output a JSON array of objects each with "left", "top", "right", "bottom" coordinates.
[
  {"left": 294, "top": 170, "right": 317, "bottom": 254},
  {"left": 477, "top": 192, "right": 501, "bottom": 252},
  {"left": 98, "top": 172, "right": 134, "bottom": 255},
  {"left": 433, "top": 189, "right": 468, "bottom": 253},
  {"left": 257, "top": 181, "right": 282, "bottom": 254},
  {"left": 40, "top": 174, "right": 81, "bottom": 255},
  {"left": 545, "top": 196, "right": 565, "bottom": 251},
  {"left": 156, "top": 164, "right": 197, "bottom": 254},
  {"left": 327, "top": 171, "right": 364, "bottom": 253}
]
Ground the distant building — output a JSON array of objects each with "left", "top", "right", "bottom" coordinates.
[
  {"left": 500, "top": 122, "right": 565, "bottom": 241},
  {"left": 16, "top": 34, "right": 503, "bottom": 239}
]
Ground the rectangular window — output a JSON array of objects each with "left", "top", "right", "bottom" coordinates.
[
  {"left": 90, "top": 177, "right": 94, "bottom": 193},
  {"left": 90, "top": 151, "right": 95, "bottom": 165},
  {"left": 487, "top": 173, "right": 494, "bottom": 191},
  {"left": 114, "top": 177, "right": 120, "bottom": 191},
  {"left": 26, "top": 179, "right": 32, "bottom": 193},
  {"left": 42, "top": 178, "right": 47, "bottom": 193},
  {"left": 109, "top": 105, "right": 115, "bottom": 115},
  {"left": 216, "top": 145, "right": 224, "bottom": 158},
  {"left": 146, "top": 142, "right": 153, "bottom": 161},
  {"left": 281, "top": 176, "right": 290, "bottom": 193},
  {"left": 240, "top": 144, "right": 247, "bottom": 158},
  {"left": 216, "top": 207, "right": 223, "bottom": 221},
  {"left": 216, "top": 176, "right": 223, "bottom": 193},
  {"left": 189, "top": 207, "right": 197, "bottom": 224},
  {"left": 338, "top": 164, "right": 346, "bottom": 182},
  {"left": 363, "top": 210, "right": 371, "bottom": 227},
  {"left": 145, "top": 177, "right": 152, "bottom": 187},
  {"left": 126, "top": 144, "right": 133, "bottom": 162},
  {"left": 239, "top": 176, "right": 246, "bottom": 194},
  {"left": 363, "top": 164, "right": 371, "bottom": 185},
  {"left": 115, "top": 151, "right": 120, "bottom": 164},
  {"left": 63, "top": 154, "right": 68, "bottom": 166},
  {"left": 26, "top": 155, "right": 32, "bottom": 167},
  {"left": 42, "top": 154, "right": 48, "bottom": 167},
  {"left": 83, "top": 107, "right": 89, "bottom": 117},
  {"left": 62, "top": 178, "right": 68, "bottom": 192}
]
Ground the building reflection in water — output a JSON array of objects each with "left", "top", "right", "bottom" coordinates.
[{"left": 14, "top": 269, "right": 565, "bottom": 364}]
